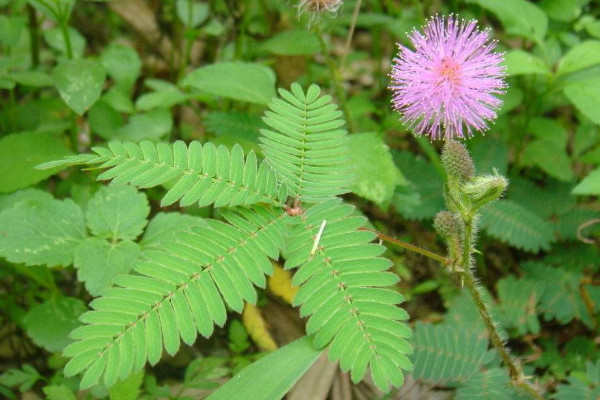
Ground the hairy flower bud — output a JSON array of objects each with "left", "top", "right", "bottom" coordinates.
[
  {"left": 462, "top": 174, "right": 508, "bottom": 210},
  {"left": 442, "top": 140, "right": 475, "bottom": 182},
  {"left": 434, "top": 211, "right": 460, "bottom": 240}
]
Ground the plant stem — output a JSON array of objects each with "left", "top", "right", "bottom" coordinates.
[
  {"left": 458, "top": 219, "right": 543, "bottom": 400},
  {"left": 314, "top": 21, "right": 356, "bottom": 133},
  {"left": 27, "top": 5, "right": 40, "bottom": 67},
  {"left": 340, "top": 0, "right": 362, "bottom": 71},
  {"left": 60, "top": 21, "right": 73, "bottom": 59},
  {"left": 59, "top": 16, "right": 79, "bottom": 150},
  {"left": 360, "top": 228, "right": 451, "bottom": 266}
]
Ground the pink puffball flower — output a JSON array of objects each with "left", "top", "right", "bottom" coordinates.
[{"left": 390, "top": 16, "right": 506, "bottom": 140}]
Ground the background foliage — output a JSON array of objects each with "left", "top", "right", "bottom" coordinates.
[{"left": 0, "top": 0, "right": 599, "bottom": 399}]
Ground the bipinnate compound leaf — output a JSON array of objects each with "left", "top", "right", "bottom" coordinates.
[
  {"left": 74, "top": 238, "right": 141, "bottom": 297},
  {"left": 0, "top": 131, "right": 71, "bottom": 194},
  {"left": 53, "top": 58, "right": 106, "bottom": 115},
  {"left": 496, "top": 276, "right": 541, "bottom": 336},
  {"left": 285, "top": 199, "right": 412, "bottom": 392},
  {"left": 86, "top": 185, "right": 150, "bottom": 241},
  {"left": 455, "top": 368, "right": 516, "bottom": 400},
  {"left": 0, "top": 196, "right": 86, "bottom": 267},
  {"left": 38, "top": 141, "right": 288, "bottom": 209},
  {"left": 63, "top": 205, "right": 286, "bottom": 389},
  {"left": 181, "top": 62, "right": 276, "bottom": 105},
  {"left": 411, "top": 322, "right": 491, "bottom": 384},
  {"left": 260, "top": 83, "right": 353, "bottom": 203},
  {"left": 521, "top": 262, "right": 590, "bottom": 326},
  {"left": 555, "top": 360, "right": 600, "bottom": 400},
  {"left": 479, "top": 200, "right": 555, "bottom": 252},
  {"left": 23, "top": 297, "right": 87, "bottom": 353},
  {"left": 207, "top": 337, "right": 323, "bottom": 400},
  {"left": 349, "top": 133, "right": 402, "bottom": 205}
]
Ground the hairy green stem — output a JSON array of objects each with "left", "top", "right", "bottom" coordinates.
[
  {"left": 314, "top": 22, "right": 356, "bottom": 133},
  {"left": 360, "top": 228, "right": 451, "bottom": 266},
  {"left": 458, "top": 219, "right": 543, "bottom": 400}
]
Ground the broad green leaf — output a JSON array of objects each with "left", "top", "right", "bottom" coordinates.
[
  {"left": 0, "top": 196, "right": 86, "bottom": 266},
  {"left": 176, "top": 0, "right": 209, "bottom": 27},
  {"left": 101, "top": 43, "right": 142, "bottom": 88},
  {"left": 572, "top": 167, "right": 600, "bottom": 195},
  {"left": 528, "top": 117, "right": 568, "bottom": 148},
  {"left": 22, "top": 297, "right": 87, "bottom": 352},
  {"left": 522, "top": 139, "right": 573, "bottom": 181},
  {"left": 503, "top": 50, "right": 550, "bottom": 76},
  {"left": 114, "top": 108, "right": 173, "bottom": 141},
  {"left": 86, "top": 185, "right": 150, "bottom": 241},
  {"left": 0, "top": 131, "right": 71, "bottom": 193},
  {"left": 207, "top": 337, "right": 323, "bottom": 400},
  {"left": 558, "top": 40, "right": 600, "bottom": 76},
  {"left": 53, "top": 58, "right": 106, "bottom": 115},
  {"left": 563, "top": 78, "right": 600, "bottom": 125},
  {"left": 181, "top": 62, "right": 276, "bottom": 105},
  {"left": 102, "top": 87, "right": 135, "bottom": 114},
  {"left": 42, "top": 26, "right": 85, "bottom": 58},
  {"left": 140, "top": 212, "right": 207, "bottom": 249},
  {"left": 9, "top": 70, "right": 53, "bottom": 87},
  {"left": 0, "top": 15, "right": 25, "bottom": 47},
  {"left": 43, "top": 385, "right": 77, "bottom": 400},
  {"left": 108, "top": 370, "right": 144, "bottom": 400},
  {"left": 540, "top": 0, "right": 582, "bottom": 22},
  {"left": 466, "top": 0, "right": 548, "bottom": 42},
  {"left": 497, "top": 86, "right": 523, "bottom": 115},
  {"left": 74, "top": 238, "right": 140, "bottom": 297},
  {"left": 88, "top": 101, "right": 123, "bottom": 139},
  {"left": 135, "top": 87, "right": 190, "bottom": 112},
  {"left": 0, "top": 188, "right": 53, "bottom": 213},
  {"left": 349, "top": 133, "right": 403, "bottom": 205},
  {"left": 28, "top": 0, "right": 74, "bottom": 22},
  {"left": 261, "top": 30, "right": 320, "bottom": 55}
]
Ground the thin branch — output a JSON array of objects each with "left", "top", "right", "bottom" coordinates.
[{"left": 340, "top": 0, "right": 362, "bottom": 71}]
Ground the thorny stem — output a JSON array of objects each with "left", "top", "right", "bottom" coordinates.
[
  {"left": 360, "top": 228, "right": 451, "bottom": 266},
  {"left": 314, "top": 21, "right": 357, "bottom": 132},
  {"left": 457, "top": 219, "right": 543, "bottom": 400},
  {"left": 340, "top": 0, "right": 362, "bottom": 71}
]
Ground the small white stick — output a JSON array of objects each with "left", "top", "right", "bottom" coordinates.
[{"left": 310, "top": 220, "right": 327, "bottom": 258}]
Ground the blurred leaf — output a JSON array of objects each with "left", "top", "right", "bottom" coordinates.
[
  {"left": 528, "top": 117, "right": 569, "bottom": 147},
  {"left": 349, "top": 133, "right": 402, "bottom": 205},
  {"left": 9, "top": 70, "right": 53, "bottom": 87},
  {"left": 466, "top": 0, "right": 548, "bottom": 41},
  {"left": 261, "top": 30, "right": 320, "bottom": 55},
  {"left": 114, "top": 108, "right": 173, "bottom": 141},
  {"left": 564, "top": 78, "right": 600, "bottom": 125},
  {"left": 53, "top": 58, "right": 106, "bottom": 115},
  {"left": 470, "top": 138, "right": 508, "bottom": 175},
  {"left": 540, "top": 0, "right": 582, "bottom": 22},
  {"left": 181, "top": 62, "right": 276, "bottom": 105},
  {"left": 242, "top": 303, "right": 278, "bottom": 352},
  {"left": 102, "top": 87, "right": 135, "bottom": 114},
  {"left": 0, "top": 365, "right": 41, "bottom": 392},
  {"left": 43, "top": 385, "right": 77, "bottom": 400},
  {"left": 0, "top": 131, "right": 71, "bottom": 194},
  {"left": 176, "top": 0, "right": 209, "bottom": 27},
  {"left": 23, "top": 297, "right": 87, "bottom": 352},
  {"left": 522, "top": 139, "right": 574, "bottom": 181},
  {"left": 101, "top": 43, "right": 141, "bottom": 88},
  {"left": 496, "top": 276, "right": 541, "bottom": 336},
  {"left": 0, "top": 15, "right": 25, "bottom": 47},
  {"left": 509, "top": 178, "right": 575, "bottom": 218},
  {"left": 207, "top": 337, "right": 323, "bottom": 400},
  {"left": 88, "top": 101, "right": 123, "bottom": 139},
  {"left": 204, "top": 111, "right": 264, "bottom": 143},
  {"left": 0, "top": 196, "right": 86, "bottom": 266},
  {"left": 42, "top": 26, "right": 85, "bottom": 58},
  {"left": 86, "top": 185, "right": 150, "bottom": 241},
  {"left": 228, "top": 319, "right": 250, "bottom": 354},
  {"left": 503, "top": 50, "right": 550, "bottom": 76},
  {"left": 558, "top": 40, "right": 600, "bottom": 76},
  {"left": 136, "top": 85, "right": 190, "bottom": 112},
  {"left": 108, "top": 370, "right": 144, "bottom": 400},
  {"left": 455, "top": 368, "right": 516, "bottom": 400},
  {"left": 572, "top": 167, "right": 600, "bottom": 195},
  {"left": 140, "top": 212, "right": 207, "bottom": 249},
  {"left": 74, "top": 238, "right": 140, "bottom": 297}
]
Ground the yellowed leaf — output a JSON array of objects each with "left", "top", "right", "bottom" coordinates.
[
  {"left": 267, "top": 262, "right": 298, "bottom": 304},
  {"left": 242, "top": 303, "right": 278, "bottom": 352}
]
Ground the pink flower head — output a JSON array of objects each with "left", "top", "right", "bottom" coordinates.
[{"left": 390, "top": 16, "right": 506, "bottom": 140}]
